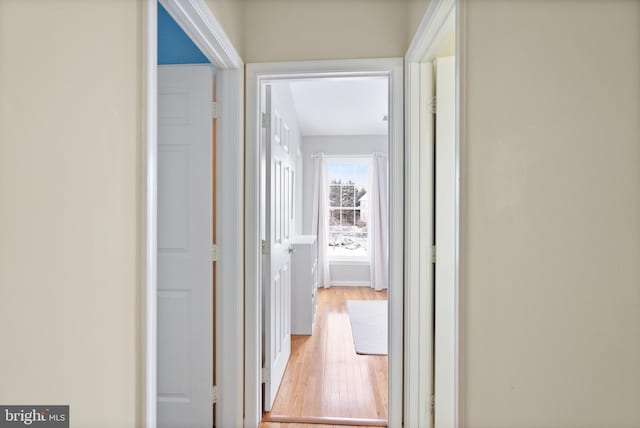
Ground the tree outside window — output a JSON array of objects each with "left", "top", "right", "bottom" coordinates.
[{"left": 327, "top": 159, "right": 370, "bottom": 259}]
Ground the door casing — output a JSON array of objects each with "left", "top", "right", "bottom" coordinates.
[
  {"left": 405, "top": 0, "right": 465, "bottom": 427},
  {"left": 245, "top": 58, "right": 404, "bottom": 428}
]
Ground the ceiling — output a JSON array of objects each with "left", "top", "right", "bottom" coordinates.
[{"left": 288, "top": 76, "right": 389, "bottom": 136}]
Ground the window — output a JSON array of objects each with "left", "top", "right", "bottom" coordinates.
[{"left": 327, "top": 158, "right": 370, "bottom": 259}]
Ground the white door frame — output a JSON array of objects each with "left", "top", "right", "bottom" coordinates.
[
  {"left": 142, "top": 1, "right": 244, "bottom": 427},
  {"left": 405, "top": 0, "right": 465, "bottom": 426},
  {"left": 245, "top": 58, "right": 404, "bottom": 428}
]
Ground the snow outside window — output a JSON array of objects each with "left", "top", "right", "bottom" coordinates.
[{"left": 327, "top": 158, "right": 371, "bottom": 260}]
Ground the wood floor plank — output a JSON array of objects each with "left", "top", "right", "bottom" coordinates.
[
  {"left": 261, "top": 415, "right": 387, "bottom": 426},
  {"left": 260, "top": 422, "right": 384, "bottom": 428},
  {"left": 265, "top": 287, "right": 388, "bottom": 421}
]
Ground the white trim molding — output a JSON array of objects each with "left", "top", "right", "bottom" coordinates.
[
  {"left": 329, "top": 259, "right": 370, "bottom": 266},
  {"left": 214, "top": 66, "right": 245, "bottom": 428},
  {"left": 403, "top": 59, "right": 434, "bottom": 428},
  {"left": 158, "top": 0, "right": 242, "bottom": 69},
  {"left": 454, "top": 2, "right": 467, "bottom": 426},
  {"left": 328, "top": 281, "right": 371, "bottom": 287},
  {"left": 406, "top": 0, "right": 456, "bottom": 62},
  {"left": 143, "top": 2, "right": 158, "bottom": 427},
  {"left": 144, "top": 1, "right": 245, "bottom": 427},
  {"left": 404, "top": 0, "right": 463, "bottom": 427},
  {"left": 245, "top": 58, "right": 404, "bottom": 428}
]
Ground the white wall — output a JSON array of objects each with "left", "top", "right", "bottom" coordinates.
[
  {"left": 295, "top": 146, "right": 304, "bottom": 236},
  {"left": 327, "top": 262, "right": 370, "bottom": 287},
  {"left": 301, "top": 135, "right": 388, "bottom": 285},
  {"left": 462, "top": 1, "right": 640, "bottom": 426},
  {"left": 243, "top": 0, "right": 407, "bottom": 63},
  {"left": 0, "top": 1, "right": 140, "bottom": 426}
]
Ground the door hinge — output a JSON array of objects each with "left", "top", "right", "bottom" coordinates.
[
  {"left": 261, "top": 240, "right": 268, "bottom": 255},
  {"left": 429, "top": 393, "right": 435, "bottom": 414},
  {"left": 261, "top": 112, "right": 271, "bottom": 128},
  {"left": 261, "top": 367, "right": 270, "bottom": 383},
  {"left": 431, "top": 245, "right": 436, "bottom": 264},
  {"left": 211, "top": 244, "right": 218, "bottom": 262},
  {"left": 429, "top": 96, "right": 437, "bottom": 114},
  {"left": 211, "top": 101, "right": 219, "bottom": 119},
  {"left": 210, "top": 385, "right": 218, "bottom": 405}
]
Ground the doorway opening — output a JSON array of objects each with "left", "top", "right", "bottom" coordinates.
[
  {"left": 404, "top": 0, "right": 461, "bottom": 426},
  {"left": 245, "top": 59, "right": 404, "bottom": 428},
  {"left": 259, "top": 77, "right": 390, "bottom": 425},
  {"left": 144, "top": 1, "right": 244, "bottom": 427},
  {"left": 156, "top": 3, "right": 216, "bottom": 427}
]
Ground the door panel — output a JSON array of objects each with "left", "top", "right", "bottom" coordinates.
[
  {"left": 263, "top": 85, "right": 294, "bottom": 411},
  {"left": 158, "top": 65, "right": 213, "bottom": 428},
  {"left": 158, "top": 147, "right": 190, "bottom": 249}
]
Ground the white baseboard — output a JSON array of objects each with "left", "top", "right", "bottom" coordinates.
[{"left": 329, "top": 281, "right": 371, "bottom": 287}]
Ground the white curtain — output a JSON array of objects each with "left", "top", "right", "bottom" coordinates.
[
  {"left": 369, "top": 153, "right": 388, "bottom": 291},
  {"left": 312, "top": 153, "right": 331, "bottom": 288}
]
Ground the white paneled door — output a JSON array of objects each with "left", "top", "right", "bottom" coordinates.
[
  {"left": 158, "top": 65, "right": 213, "bottom": 428},
  {"left": 262, "top": 84, "right": 295, "bottom": 411},
  {"left": 435, "top": 56, "right": 456, "bottom": 428}
]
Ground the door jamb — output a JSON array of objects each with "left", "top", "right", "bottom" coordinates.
[
  {"left": 142, "top": 1, "right": 244, "bottom": 427},
  {"left": 245, "top": 58, "right": 404, "bottom": 428},
  {"left": 405, "top": 0, "right": 465, "bottom": 426}
]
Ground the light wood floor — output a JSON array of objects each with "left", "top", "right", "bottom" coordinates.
[
  {"left": 260, "top": 423, "right": 382, "bottom": 428},
  {"left": 260, "top": 423, "right": 381, "bottom": 428},
  {"left": 264, "top": 287, "right": 388, "bottom": 422}
]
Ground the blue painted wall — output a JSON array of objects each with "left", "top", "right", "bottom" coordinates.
[{"left": 158, "top": 3, "right": 209, "bottom": 65}]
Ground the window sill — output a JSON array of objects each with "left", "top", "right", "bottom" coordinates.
[{"left": 328, "top": 259, "right": 370, "bottom": 266}]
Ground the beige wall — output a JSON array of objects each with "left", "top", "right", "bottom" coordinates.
[
  {"left": 1, "top": 1, "right": 639, "bottom": 427},
  {"left": 0, "top": 1, "right": 141, "bottom": 427},
  {"left": 462, "top": 1, "right": 640, "bottom": 427},
  {"left": 407, "top": 0, "right": 430, "bottom": 45},
  {"left": 243, "top": 0, "right": 408, "bottom": 63},
  {"left": 204, "top": 0, "right": 244, "bottom": 58}
]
